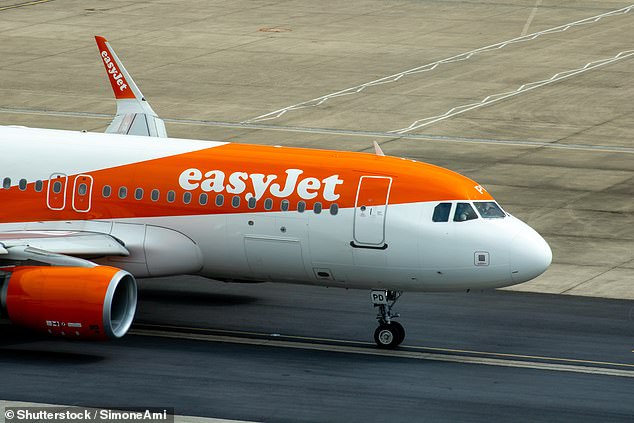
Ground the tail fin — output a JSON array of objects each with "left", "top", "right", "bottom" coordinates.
[{"left": 95, "top": 36, "right": 167, "bottom": 138}]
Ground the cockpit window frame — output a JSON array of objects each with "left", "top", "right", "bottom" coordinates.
[
  {"left": 473, "top": 201, "right": 507, "bottom": 219},
  {"left": 432, "top": 202, "right": 453, "bottom": 223},
  {"left": 453, "top": 202, "right": 478, "bottom": 222}
]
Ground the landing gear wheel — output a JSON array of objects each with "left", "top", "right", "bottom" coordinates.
[
  {"left": 374, "top": 324, "right": 401, "bottom": 349},
  {"left": 370, "top": 290, "right": 405, "bottom": 349},
  {"left": 390, "top": 321, "right": 405, "bottom": 345}
]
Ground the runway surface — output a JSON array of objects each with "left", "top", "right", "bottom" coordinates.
[{"left": 1, "top": 277, "right": 633, "bottom": 422}]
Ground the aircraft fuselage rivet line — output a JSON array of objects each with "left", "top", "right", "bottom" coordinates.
[
  {"left": 129, "top": 329, "right": 634, "bottom": 379},
  {"left": 390, "top": 49, "right": 634, "bottom": 134},
  {"left": 1, "top": 107, "right": 632, "bottom": 154},
  {"left": 242, "top": 5, "right": 634, "bottom": 124}
]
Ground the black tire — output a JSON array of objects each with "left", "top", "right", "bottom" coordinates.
[
  {"left": 390, "top": 321, "right": 405, "bottom": 345},
  {"left": 374, "top": 324, "right": 400, "bottom": 349}
]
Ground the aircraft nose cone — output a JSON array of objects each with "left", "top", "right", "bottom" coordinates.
[{"left": 509, "top": 227, "right": 552, "bottom": 283}]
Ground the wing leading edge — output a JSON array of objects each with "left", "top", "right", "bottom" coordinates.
[{"left": 0, "top": 231, "right": 129, "bottom": 268}]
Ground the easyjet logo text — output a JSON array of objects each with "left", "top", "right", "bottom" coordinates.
[
  {"left": 179, "top": 168, "right": 344, "bottom": 201},
  {"left": 101, "top": 50, "right": 128, "bottom": 92}
]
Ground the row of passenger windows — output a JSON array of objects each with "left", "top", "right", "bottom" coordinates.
[
  {"left": 2, "top": 177, "right": 339, "bottom": 215},
  {"left": 433, "top": 201, "right": 506, "bottom": 222},
  {"left": 101, "top": 185, "right": 339, "bottom": 215},
  {"left": 2, "top": 177, "right": 44, "bottom": 192}
]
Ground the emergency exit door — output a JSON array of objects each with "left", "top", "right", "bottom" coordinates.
[
  {"left": 352, "top": 176, "right": 392, "bottom": 247},
  {"left": 46, "top": 173, "right": 68, "bottom": 210},
  {"left": 72, "top": 174, "right": 93, "bottom": 212}
]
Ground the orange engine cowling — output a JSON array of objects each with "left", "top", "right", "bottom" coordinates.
[{"left": 0, "top": 265, "right": 137, "bottom": 340}]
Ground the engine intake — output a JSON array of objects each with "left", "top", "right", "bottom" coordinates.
[{"left": 0, "top": 265, "right": 137, "bottom": 340}]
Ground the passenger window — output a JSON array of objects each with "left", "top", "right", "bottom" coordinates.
[
  {"left": 134, "top": 188, "right": 143, "bottom": 200},
  {"left": 118, "top": 186, "right": 127, "bottom": 199},
  {"left": 216, "top": 194, "right": 224, "bottom": 207},
  {"left": 454, "top": 203, "right": 478, "bottom": 222},
  {"left": 264, "top": 198, "right": 273, "bottom": 210},
  {"left": 35, "top": 180, "right": 43, "bottom": 192},
  {"left": 314, "top": 202, "right": 322, "bottom": 214},
  {"left": 330, "top": 203, "right": 339, "bottom": 215},
  {"left": 78, "top": 183, "right": 88, "bottom": 196},
  {"left": 199, "top": 193, "right": 208, "bottom": 205},
  {"left": 102, "top": 185, "right": 112, "bottom": 198},
  {"left": 281, "top": 199, "right": 289, "bottom": 211},
  {"left": 232, "top": 196, "right": 240, "bottom": 208},
  {"left": 183, "top": 192, "right": 192, "bottom": 204},
  {"left": 167, "top": 190, "right": 176, "bottom": 203},
  {"left": 433, "top": 203, "right": 452, "bottom": 222},
  {"left": 297, "top": 201, "right": 306, "bottom": 213},
  {"left": 248, "top": 197, "right": 256, "bottom": 209},
  {"left": 151, "top": 189, "right": 160, "bottom": 202},
  {"left": 18, "top": 179, "right": 27, "bottom": 191},
  {"left": 2, "top": 177, "right": 10, "bottom": 189},
  {"left": 474, "top": 201, "right": 506, "bottom": 218},
  {"left": 53, "top": 181, "right": 63, "bottom": 194}
]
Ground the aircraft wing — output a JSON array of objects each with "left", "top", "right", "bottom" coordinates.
[
  {"left": 0, "top": 231, "right": 129, "bottom": 268},
  {"left": 95, "top": 36, "right": 167, "bottom": 138}
]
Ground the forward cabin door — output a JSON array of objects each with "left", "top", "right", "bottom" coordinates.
[{"left": 353, "top": 176, "right": 392, "bottom": 248}]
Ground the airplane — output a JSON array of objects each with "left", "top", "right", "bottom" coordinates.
[{"left": 0, "top": 36, "right": 552, "bottom": 349}]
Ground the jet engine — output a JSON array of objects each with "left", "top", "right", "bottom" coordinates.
[{"left": 0, "top": 265, "right": 137, "bottom": 340}]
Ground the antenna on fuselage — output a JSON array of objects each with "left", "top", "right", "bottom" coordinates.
[{"left": 373, "top": 141, "right": 385, "bottom": 156}]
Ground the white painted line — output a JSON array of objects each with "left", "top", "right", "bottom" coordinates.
[
  {"left": 390, "top": 49, "right": 634, "bottom": 134},
  {"left": 131, "top": 329, "right": 634, "bottom": 379},
  {"left": 2, "top": 106, "right": 633, "bottom": 154},
  {"left": 242, "top": 5, "right": 634, "bottom": 124},
  {"left": 0, "top": 400, "right": 259, "bottom": 423},
  {"left": 521, "top": 0, "right": 544, "bottom": 36}
]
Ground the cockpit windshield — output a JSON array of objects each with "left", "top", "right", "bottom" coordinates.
[
  {"left": 474, "top": 201, "right": 506, "bottom": 218},
  {"left": 453, "top": 203, "right": 478, "bottom": 222}
]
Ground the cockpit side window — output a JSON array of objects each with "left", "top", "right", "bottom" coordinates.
[
  {"left": 432, "top": 203, "right": 452, "bottom": 222},
  {"left": 474, "top": 201, "right": 506, "bottom": 218},
  {"left": 454, "top": 203, "right": 478, "bottom": 222}
]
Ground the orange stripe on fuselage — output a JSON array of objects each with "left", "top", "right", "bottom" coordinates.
[{"left": 0, "top": 143, "right": 492, "bottom": 223}]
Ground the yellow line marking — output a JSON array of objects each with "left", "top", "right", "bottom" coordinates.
[
  {"left": 130, "top": 328, "right": 634, "bottom": 378},
  {"left": 0, "top": 0, "right": 53, "bottom": 11},
  {"left": 133, "top": 324, "right": 634, "bottom": 370}
]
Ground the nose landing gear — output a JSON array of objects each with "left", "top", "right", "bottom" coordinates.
[{"left": 371, "top": 290, "right": 404, "bottom": 349}]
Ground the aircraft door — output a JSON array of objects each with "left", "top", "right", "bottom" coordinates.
[
  {"left": 353, "top": 176, "right": 392, "bottom": 248},
  {"left": 46, "top": 173, "right": 68, "bottom": 211},
  {"left": 72, "top": 174, "right": 93, "bottom": 212}
]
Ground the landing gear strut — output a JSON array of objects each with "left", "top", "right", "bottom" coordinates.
[{"left": 371, "top": 290, "right": 404, "bottom": 349}]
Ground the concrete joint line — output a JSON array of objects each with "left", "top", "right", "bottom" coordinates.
[
  {"left": 390, "top": 49, "right": 634, "bottom": 134},
  {"left": 242, "top": 4, "right": 634, "bottom": 124}
]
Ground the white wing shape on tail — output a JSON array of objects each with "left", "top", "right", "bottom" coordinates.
[{"left": 95, "top": 36, "right": 167, "bottom": 137}]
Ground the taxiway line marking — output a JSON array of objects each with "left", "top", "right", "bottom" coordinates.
[
  {"left": 130, "top": 328, "right": 634, "bottom": 378},
  {"left": 391, "top": 49, "right": 634, "bottom": 134},
  {"left": 0, "top": 0, "right": 53, "bottom": 11},
  {"left": 243, "top": 4, "right": 634, "bottom": 124},
  {"left": 521, "top": 0, "right": 543, "bottom": 36},
  {"left": 1, "top": 107, "right": 632, "bottom": 154},
  {"left": 134, "top": 323, "right": 634, "bottom": 369}
]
